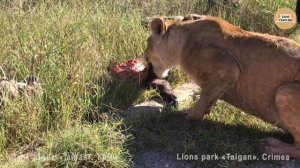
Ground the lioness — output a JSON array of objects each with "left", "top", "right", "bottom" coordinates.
[{"left": 144, "top": 16, "right": 300, "bottom": 158}]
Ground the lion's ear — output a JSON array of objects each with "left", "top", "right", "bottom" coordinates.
[{"left": 150, "top": 18, "right": 165, "bottom": 36}]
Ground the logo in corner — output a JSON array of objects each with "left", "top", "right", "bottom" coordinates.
[{"left": 274, "top": 8, "right": 297, "bottom": 30}]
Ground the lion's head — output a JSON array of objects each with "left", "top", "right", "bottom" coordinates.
[
  {"left": 144, "top": 14, "right": 204, "bottom": 78},
  {"left": 144, "top": 18, "right": 176, "bottom": 78}
]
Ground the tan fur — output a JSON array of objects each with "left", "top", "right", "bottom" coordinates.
[
  {"left": 144, "top": 16, "right": 300, "bottom": 158},
  {"left": 0, "top": 76, "right": 42, "bottom": 102}
]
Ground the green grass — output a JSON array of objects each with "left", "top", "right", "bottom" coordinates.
[
  {"left": 34, "top": 120, "right": 131, "bottom": 168},
  {"left": 0, "top": 0, "right": 299, "bottom": 167},
  {"left": 3, "top": 116, "right": 131, "bottom": 168}
]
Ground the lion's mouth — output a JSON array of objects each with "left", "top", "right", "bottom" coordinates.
[
  {"left": 142, "top": 63, "right": 158, "bottom": 85},
  {"left": 142, "top": 62, "right": 178, "bottom": 108}
]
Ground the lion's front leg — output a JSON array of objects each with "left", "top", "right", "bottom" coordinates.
[
  {"left": 184, "top": 66, "right": 240, "bottom": 120},
  {"left": 184, "top": 84, "right": 225, "bottom": 120},
  {"left": 183, "top": 47, "right": 241, "bottom": 120}
]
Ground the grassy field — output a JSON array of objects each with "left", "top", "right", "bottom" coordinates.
[{"left": 0, "top": 0, "right": 299, "bottom": 167}]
